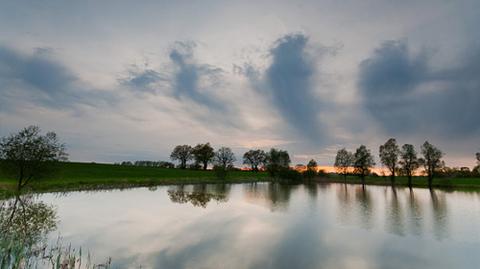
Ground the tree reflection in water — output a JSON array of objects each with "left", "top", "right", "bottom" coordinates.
[
  {"left": 243, "top": 182, "right": 298, "bottom": 211},
  {"left": 167, "top": 184, "right": 229, "bottom": 208},
  {"left": 355, "top": 186, "right": 374, "bottom": 230},
  {"left": 430, "top": 189, "right": 448, "bottom": 240},
  {"left": 0, "top": 194, "right": 57, "bottom": 267},
  {"left": 407, "top": 189, "right": 423, "bottom": 236},
  {"left": 386, "top": 187, "right": 405, "bottom": 236},
  {"left": 336, "top": 184, "right": 353, "bottom": 224}
]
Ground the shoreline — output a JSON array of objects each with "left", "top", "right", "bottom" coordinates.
[{"left": 1, "top": 162, "right": 479, "bottom": 197}]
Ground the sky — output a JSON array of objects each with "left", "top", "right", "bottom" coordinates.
[{"left": 0, "top": 0, "right": 479, "bottom": 168}]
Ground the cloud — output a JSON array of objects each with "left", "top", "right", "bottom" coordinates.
[
  {"left": 358, "top": 40, "right": 480, "bottom": 137},
  {"left": 120, "top": 68, "right": 166, "bottom": 94},
  {"left": 0, "top": 46, "right": 115, "bottom": 112},
  {"left": 168, "top": 41, "right": 226, "bottom": 112},
  {"left": 245, "top": 34, "right": 327, "bottom": 143}
]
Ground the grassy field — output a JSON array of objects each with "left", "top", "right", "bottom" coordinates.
[
  {"left": 323, "top": 174, "right": 480, "bottom": 189},
  {"left": 0, "top": 162, "right": 479, "bottom": 196},
  {"left": 0, "top": 162, "right": 269, "bottom": 195}
]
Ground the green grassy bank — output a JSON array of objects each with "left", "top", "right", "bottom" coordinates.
[
  {"left": 0, "top": 162, "right": 269, "bottom": 195},
  {"left": 321, "top": 174, "right": 480, "bottom": 190},
  {"left": 1, "top": 162, "right": 479, "bottom": 196}
]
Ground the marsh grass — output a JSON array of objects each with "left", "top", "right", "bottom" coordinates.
[{"left": 1, "top": 236, "right": 112, "bottom": 269}]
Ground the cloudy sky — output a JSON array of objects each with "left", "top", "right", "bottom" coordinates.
[{"left": 0, "top": 0, "right": 479, "bottom": 167}]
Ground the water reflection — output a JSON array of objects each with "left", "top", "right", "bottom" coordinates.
[
  {"left": 2, "top": 183, "right": 475, "bottom": 269},
  {"left": 355, "top": 186, "right": 374, "bottom": 230},
  {"left": 406, "top": 189, "right": 423, "bottom": 236},
  {"left": 386, "top": 187, "right": 405, "bottom": 236},
  {"left": 167, "top": 184, "right": 229, "bottom": 208},
  {"left": 0, "top": 195, "right": 57, "bottom": 265},
  {"left": 430, "top": 189, "right": 448, "bottom": 240},
  {"left": 336, "top": 184, "right": 353, "bottom": 224},
  {"left": 243, "top": 183, "right": 299, "bottom": 211}
]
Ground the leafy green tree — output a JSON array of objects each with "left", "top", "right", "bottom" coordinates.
[
  {"left": 353, "top": 145, "right": 375, "bottom": 186},
  {"left": 192, "top": 143, "right": 215, "bottom": 170},
  {"left": 265, "top": 148, "right": 291, "bottom": 178},
  {"left": 213, "top": 147, "right": 236, "bottom": 180},
  {"left": 334, "top": 148, "right": 354, "bottom": 183},
  {"left": 419, "top": 141, "right": 443, "bottom": 188},
  {"left": 379, "top": 138, "right": 400, "bottom": 185},
  {"left": 170, "top": 145, "right": 193, "bottom": 169},
  {"left": 243, "top": 149, "right": 266, "bottom": 172},
  {"left": 399, "top": 144, "right": 420, "bottom": 189},
  {"left": 0, "top": 126, "right": 67, "bottom": 191}
]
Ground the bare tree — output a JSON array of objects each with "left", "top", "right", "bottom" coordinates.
[
  {"left": 243, "top": 149, "right": 267, "bottom": 172},
  {"left": 334, "top": 148, "right": 354, "bottom": 183},
  {"left": 0, "top": 126, "right": 67, "bottom": 191},
  {"left": 192, "top": 143, "right": 215, "bottom": 170},
  {"left": 353, "top": 145, "right": 375, "bottom": 186},
  {"left": 170, "top": 145, "right": 193, "bottom": 169},
  {"left": 399, "top": 144, "right": 420, "bottom": 189},
  {"left": 419, "top": 141, "right": 443, "bottom": 189},
  {"left": 379, "top": 138, "right": 400, "bottom": 185},
  {"left": 476, "top": 152, "right": 480, "bottom": 164}
]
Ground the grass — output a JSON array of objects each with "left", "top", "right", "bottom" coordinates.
[
  {"left": 0, "top": 162, "right": 269, "bottom": 195},
  {"left": 1, "top": 162, "right": 479, "bottom": 196},
  {"left": 322, "top": 174, "right": 480, "bottom": 189}
]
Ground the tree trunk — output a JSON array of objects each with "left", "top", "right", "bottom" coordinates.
[
  {"left": 203, "top": 162, "right": 208, "bottom": 170},
  {"left": 344, "top": 173, "right": 347, "bottom": 184},
  {"left": 408, "top": 175, "right": 412, "bottom": 189},
  {"left": 428, "top": 175, "right": 433, "bottom": 189},
  {"left": 17, "top": 166, "right": 24, "bottom": 191}
]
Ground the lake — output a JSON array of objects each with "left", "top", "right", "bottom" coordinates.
[{"left": 2, "top": 183, "right": 480, "bottom": 268}]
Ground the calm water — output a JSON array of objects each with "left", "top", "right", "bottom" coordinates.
[{"left": 3, "top": 183, "right": 480, "bottom": 268}]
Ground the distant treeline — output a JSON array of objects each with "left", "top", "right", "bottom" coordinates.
[
  {"left": 115, "top": 160, "right": 175, "bottom": 168},
  {"left": 1, "top": 126, "right": 479, "bottom": 191}
]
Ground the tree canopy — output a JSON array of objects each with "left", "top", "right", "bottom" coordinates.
[
  {"left": 419, "top": 141, "right": 443, "bottom": 188},
  {"left": 243, "top": 149, "right": 266, "bottom": 172},
  {"left": 265, "top": 148, "right": 291, "bottom": 178},
  {"left": 192, "top": 143, "right": 215, "bottom": 170},
  {"left": 399, "top": 144, "right": 420, "bottom": 188},
  {"left": 379, "top": 138, "right": 400, "bottom": 184},
  {"left": 0, "top": 126, "right": 67, "bottom": 190},
  {"left": 334, "top": 148, "right": 353, "bottom": 181},
  {"left": 170, "top": 145, "right": 193, "bottom": 169},
  {"left": 353, "top": 145, "right": 375, "bottom": 185}
]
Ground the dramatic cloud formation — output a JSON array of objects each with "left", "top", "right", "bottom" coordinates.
[
  {"left": 359, "top": 40, "right": 480, "bottom": 137},
  {"left": 169, "top": 42, "right": 226, "bottom": 112},
  {"left": 0, "top": 46, "right": 115, "bottom": 111},
  {"left": 1, "top": 1, "right": 479, "bottom": 166},
  {"left": 245, "top": 34, "right": 327, "bottom": 143}
]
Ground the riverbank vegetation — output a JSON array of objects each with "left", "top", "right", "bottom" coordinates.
[{"left": 0, "top": 126, "right": 479, "bottom": 196}]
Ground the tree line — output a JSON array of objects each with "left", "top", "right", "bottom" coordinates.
[
  {"left": 334, "top": 138, "right": 480, "bottom": 189},
  {"left": 1, "top": 126, "right": 479, "bottom": 191},
  {"left": 115, "top": 160, "right": 175, "bottom": 168}
]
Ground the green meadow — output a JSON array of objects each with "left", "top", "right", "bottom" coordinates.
[
  {"left": 0, "top": 162, "right": 268, "bottom": 195},
  {"left": 1, "top": 162, "right": 479, "bottom": 197}
]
